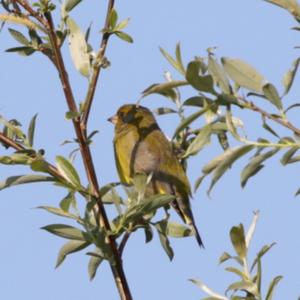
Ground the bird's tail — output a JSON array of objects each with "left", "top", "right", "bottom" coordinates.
[{"left": 172, "top": 199, "right": 204, "bottom": 248}]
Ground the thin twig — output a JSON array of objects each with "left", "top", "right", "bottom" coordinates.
[
  {"left": 118, "top": 232, "right": 131, "bottom": 257},
  {"left": 14, "top": 0, "right": 49, "bottom": 29},
  {"left": 43, "top": 10, "right": 132, "bottom": 300},
  {"left": 81, "top": 0, "right": 115, "bottom": 129},
  {"left": 238, "top": 96, "right": 300, "bottom": 136}
]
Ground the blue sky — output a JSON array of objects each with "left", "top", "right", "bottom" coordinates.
[{"left": 1, "top": 1, "right": 300, "bottom": 299}]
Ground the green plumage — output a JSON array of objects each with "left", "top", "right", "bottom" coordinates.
[{"left": 111, "top": 104, "right": 204, "bottom": 248}]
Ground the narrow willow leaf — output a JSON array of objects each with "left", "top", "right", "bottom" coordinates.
[
  {"left": 189, "top": 279, "right": 228, "bottom": 300},
  {"left": 115, "top": 18, "right": 130, "bottom": 31},
  {"left": 295, "top": 187, "right": 300, "bottom": 196},
  {"left": 56, "top": 240, "right": 90, "bottom": 268},
  {"left": 109, "top": 9, "right": 118, "bottom": 29},
  {"left": 186, "top": 61, "right": 215, "bottom": 93},
  {"left": 99, "top": 182, "right": 120, "bottom": 197},
  {"left": 41, "top": 224, "right": 88, "bottom": 241},
  {"left": 142, "top": 80, "right": 188, "bottom": 99},
  {"left": 66, "top": 17, "right": 90, "bottom": 77},
  {"left": 88, "top": 247, "right": 104, "bottom": 280},
  {"left": 250, "top": 243, "right": 276, "bottom": 272},
  {"left": 280, "top": 147, "right": 298, "bottom": 165},
  {"left": 8, "top": 28, "right": 30, "bottom": 45},
  {"left": 282, "top": 57, "right": 300, "bottom": 96},
  {"left": 6, "top": 46, "right": 35, "bottom": 56},
  {"left": 27, "top": 113, "right": 38, "bottom": 147},
  {"left": 166, "top": 221, "right": 193, "bottom": 238},
  {"left": 160, "top": 46, "right": 185, "bottom": 75},
  {"left": 208, "top": 145, "right": 254, "bottom": 194},
  {"left": 262, "top": 83, "right": 283, "bottom": 110},
  {"left": 175, "top": 43, "right": 186, "bottom": 75},
  {"left": 153, "top": 107, "right": 177, "bottom": 115},
  {"left": 60, "top": 192, "right": 76, "bottom": 212},
  {"left": 0, "top": 116, "right": 25, "bottom": 140},
  {"left": 226, "top": 280, "right": 259, "bottom": 297},
  {"left": 38, "top": 206, "right": 79, "bottom": 220},
  {"left": 30, "top": 159, "right": 50, "bottom": 173},
  {"left": 208, "top": 56, "right": 231, "bottom": 94},
  {"left": 56, "top": 156, "right": 81, "bottom": 188},
  {"left": 144, "top": 225, "right": 154, "bottom": 243},
  {"left": 265, "top": 276, "right": 283, "bottom": 300},
  {"left": 0, "top": 174, "right": 53, "bottom": 191},
  {"left": 225, "top": 267, "right": 248, "bottom": 280},
  {"left": 64, "top": 0, "right": 82, "bottom": 13},
  {"left": 115, "top": 31, "right": 133, "bottom": 43},
  {"left": 256, "top": 257, "right": 262, "bottom": 294},
  {"left": 241, "top": 149, "right": 279, "bottom": 188},
  {"left": 221, "top": 57, "right": 265, "bottom": 93},
  {"left": 230, "top": 224, "right": 247, "bottom": 259},
  {"left": 245, "top": 210, "right": 259, "bottom": 248},
  {"left": 183, "top": 124, "right": 212, "bottom": 158},
  {"left": 155, "top": 220, "right": 174, "bottom": 260},
  {"left": 194, "top": 174, "right": 206, "bottom": 192},
  {"left": 262, "top": 121, "right": 279, "bottom": 138},
  {"left": 173, "top": 108, "right": 207, "bottom": 138},
  {"left": 219, "top": 252, "right": 243, "bottom": 266},
  {"left": 183, "top": 96, "right": 208, "bottom": 107}
]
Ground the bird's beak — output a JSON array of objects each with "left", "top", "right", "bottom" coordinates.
[{"left": 108, "top": 114, "right": 118, "bottom": 125}]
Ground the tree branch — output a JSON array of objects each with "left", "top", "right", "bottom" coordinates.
[
  {"left": 239, "top": 96, "right": 300, "bottom": 136},
  {"left": 81, "top": 0, "right": 115, "bottom": 129},
  {"left": 43, "top": 10, "right": 132, "bottom": 300}
]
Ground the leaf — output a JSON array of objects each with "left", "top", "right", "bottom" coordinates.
[
  {"left": 142, "top": 80, "right": 188, "bottom": 100},
  {"left": 115, "top": 31, "right": 133, "bottom": 43},
  {"left": 175, "top": 43, "right": 186, "bottom": 75},
  {"left": 193, "top": 174, "right": 206, "bottom": 192},
  {"left": 182, "top": 96, "right": 207, "bottom": 107},
  {"left": 183, "top": 124, "right": 212, "bottom": 158},
  {"left": 208, "top": 56, "right": 231, "bottom": 94},
  {"left": 88, "top": 247, "right": 104, "bottom": 280},
  {"left": 230, "top": 224, "right": 247, "bottom": 259},
  {"left": 264, "top": 0, "right": 300, "bottom": 21},
  {"left": 56, "top": 240, "right": 90, "bottom": 268},
  {"left": 241, "top": 148, "right": 279, "bottom": 188},
  {"left": 6, "top": 46, "right": 35, "bottom": 56},
  {"left": 8, "top": 28, "right": 30, "bottom": 45},
  {"left": 262, "top": 83, "right": 283, "bottom": 110},
  {"left": 282, "top": 57, "right": 300, "bottom": 96},
  {"left": 66, "top": 17, "right": 90, "bottom": 77},
  {"left": 154, "top": 220, "right": 174, "bottom": 260},
  {"left": 64, "top": 0, "right": 82, "bottom": 13},
  {"left": 59, "top": 192, "right": 77, "bottom": 212},
  {"left": 225, "top": 267, "right": 248, "bottom": 280},
  {"left": 41, "top": 224, "right": 88, "bottom": 241},
  {"left": 250, "top": 243, "right": 276, "bottom": 272},
  {"left": 226, "top": 280, "right": 259, "bottom": 297},
  {"left": 219, "top": 252, "right": 243, "bottom": 266},
  {"left": 262, "top": 121, "right": 279, "bottom": 138},
  {"left": 65, "top": 111, "right": 81, "bottom": 120},
  {"left": 0, "top": 116, "right": 25, "bottom": 140},
  {"left": 173, "top": 108, "right": 207, "bottom": 138},
  {"left": 221, "top": 57, "right": 265, "bottom": 93},
  {"left": 38, "top": 206, "right": 79, "bottom": 220},
  {"left": 115, "top": 18, "right": 130, "bottom": 31},
  {"left": 189, "top": 279, "right": 228, "bottom": 300},
  {"left": 109, "top": 9, "right": 118, "bottom": 29},
  {"left": 0, "top": 174, "right": 53, "bottom": 191},
  {"left": 186, "top": 60, "right": 215, "bottom": 93},
  {"left": 27, "top": 113, "right": 38, "bottom": 147},
  {"left": 245, "top": 210, "right": 259, "bottom": 248},
  {"left": 153, "top": 107, "right": 177, "bottom": 115},
  {"left": 166, "top": 222, "right": 193, "bottom": 238},
  {"left": 160, "top": 45, "right": 185, "bottom": 75},
  {"left": 280, "top": 147, "right": 299, "bottom": 165},
  {"left": 265, "top": 276, "right": 283, "bottom": 300},
  {"left": 56, "top": 155, "right": 81, "bottom": 188},
  {"left": 99, "top": 182, "right": 121, "bottom": 197},
  {"left": 207, "top": 145, "right": 254, "bottom": 194}
]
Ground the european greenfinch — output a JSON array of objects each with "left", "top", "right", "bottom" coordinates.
[{"left": 108, "top": 104, "right": 204, "bottom": 248}]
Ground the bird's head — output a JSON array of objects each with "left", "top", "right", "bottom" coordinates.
[{"left": 108, "top": 104, "right": 156, "bottom": 130}]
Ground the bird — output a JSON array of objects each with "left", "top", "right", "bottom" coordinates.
[{"left": 108, "top": 104, "right": 204, "bottom": 248}]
